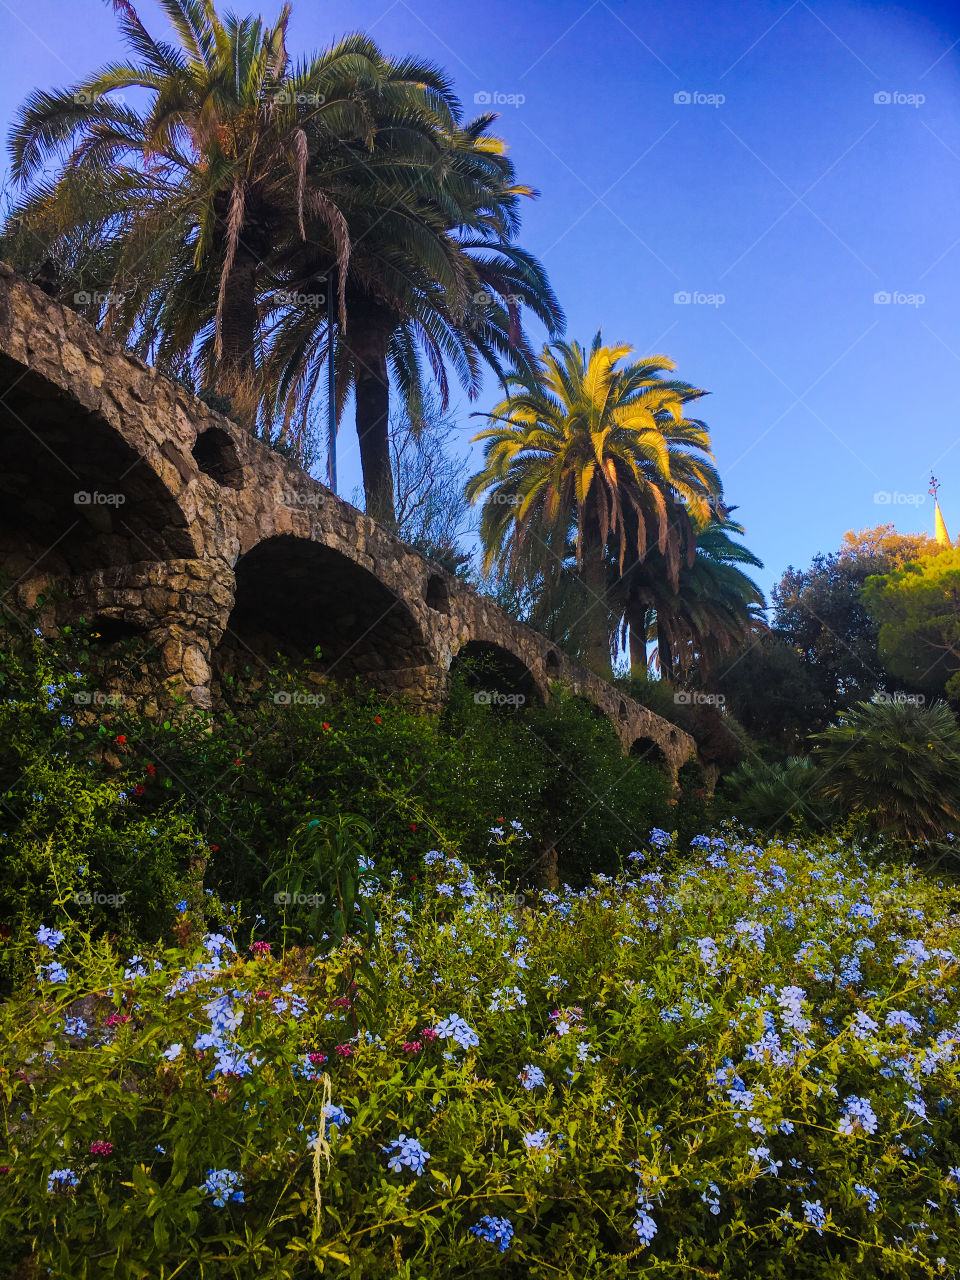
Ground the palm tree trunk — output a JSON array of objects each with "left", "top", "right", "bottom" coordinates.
[
  {"left": 628, "top": 606, "right": 648, "bottom": 675},
  {"left": 219, "top": 246, "right": 259, "bottom": 427},
  {"left": 581, "top": 525, "right": 611, "bottom": 678},
  {"left": 349, "top": 323, "right": 396, "bottom": 529}
]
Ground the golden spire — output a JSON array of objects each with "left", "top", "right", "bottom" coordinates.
[{"left": 930, "top": 474, "right": 952, "bottom": 547}]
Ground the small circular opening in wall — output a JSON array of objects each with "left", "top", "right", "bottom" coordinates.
[{"left": 192, "top": 427, "right": 243, "bottom": 488}]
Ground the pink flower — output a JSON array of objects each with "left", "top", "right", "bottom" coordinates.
[
  {"left": 308, "top": 1052, "right": 327, "bottom": 1065},
  {"left": 420, "top": 1027, "right": 438, "bottom": 1043},
  {"left": 334, "top": 1044, "right": 353, "bottom": 1058},
  {"left": 89, "top": 1141, "right": 113, "bottom": 1157},
  {"left": 105, "top": 1014, "right": 131, "bottom": 1028},
  {"left": 332, "top": 996, "right": 352, "bottom": 1010},
  {"left": 401, "top": 1041, "right": 423, "bottom": 1053},
  {"left": 249, "top": 941, "right": 270, "bottom": 957}
]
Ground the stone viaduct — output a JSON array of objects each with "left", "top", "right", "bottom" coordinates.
[{"left": 0, "top": 264, "right": 696, "bottom": 778}]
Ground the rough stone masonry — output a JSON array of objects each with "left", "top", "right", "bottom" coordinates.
[{"left": 0, "top": 263, "right": 696, "bottom": 779}]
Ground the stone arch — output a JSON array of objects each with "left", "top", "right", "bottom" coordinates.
[
  {"left": 544, "top": 648, "right": 562, "bottom": 677},
  {"left": 424, "top": 573, "right": 450, "bottom": 614},
  {"left": 213, "top": 535, "right": 433, "bottom": 698},
  {"left": 630, "top": 735, "right": 670, "bottom": 769},
  {"left": 0, "top": 358, "right": 197, "bottom": 586},
  {"left": 448, "top": 639, "right": 543, "bottom": 711},
  {"left": 192, "top": 426, "right": 243, "bottom": 488}
]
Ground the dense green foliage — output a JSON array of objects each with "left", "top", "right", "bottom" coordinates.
[
  {"left": 5, "top": 832, "right": 960, "bottom": 1277},
  {"left": 0, "top": 616, "right": 681, "bottom": 987},
  {"left": 865, "top": 548, "right": 960, "bottom": 701}
]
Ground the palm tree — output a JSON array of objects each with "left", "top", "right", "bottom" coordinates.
[
  {"left": 264, "top": 112, "right": 563, "bottom": 526},
  {"left": 5, "top": 2, "right": 458, "bottom": 428},
  {"left": 466, "top": 334, "right": 722, "bottom": 676},
  {"left": 813, "top": 698, "right": 960, "bottom": 842},
  {"left": 619, "top": 511, "right": 765, "bottom": 681}
]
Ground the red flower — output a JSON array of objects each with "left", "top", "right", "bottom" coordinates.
[
  {"left": 374, "top": 716, "right": 381, "bottom": 724},
  {"left": 133, "top": 784, "right": 145, "bottom": 797},
  {"left": 308, "top": 1052, "right": 327, "bottom": 1065},
  {"left": 234, "top": 758, "right": 243, "bottom": 767},
  {"left": 401, "top": 1040, "right": 423, "bottom": 1053},
  {"left": 114, "top": 734, "right": 126, "bottom": 745},
  {"left": 145, "top": 764, "right": 156, "bottom": 776},
  {"left": 0, "top": 1166, "right": 10, "bottom": 1175},
  {"left": 89, "top": 1140, "right": 113, "bottom": 1157},
  {"left": 332, "top": 996, "right": 353, "bottom": 1010},
  {"left": 410, "top": 874, "right": 418, "bottom": 882},
  {"left": 209, "top": 844, "right": 219, "bottom": 852},
  {"left": 409, "top": 823, "right": 418, "bottom": 832},
  {"left": 322, "top": 722, "right": 331, "bottom": 732},
  {"left": 334, "top": 1044, "right": 354, "bottom": 1058},
  {"left": 105, "top": 1014, "right": 131, "bottom": 1028},
  {"left": 250, "top": 941, "right": 270, "bottom": 957}
]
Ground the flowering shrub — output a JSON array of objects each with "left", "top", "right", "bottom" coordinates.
[{"left": 4, "top": 831, "right": 960, "bottom": 1276}]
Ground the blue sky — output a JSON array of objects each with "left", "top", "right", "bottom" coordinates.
[{"left": 4, "top": 0, "right": 960, "bottom": 593}]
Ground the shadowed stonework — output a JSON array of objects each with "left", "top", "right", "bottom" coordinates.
[{"left": 0, "top": 264, "right": 696, "bottom": 778}]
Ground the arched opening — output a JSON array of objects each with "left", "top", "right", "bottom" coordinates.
[
  {"left": 192, "top": 427, "right": 243, "bottom": 488},
  {"left": 425, "top": 573, "right": 450, "bottom": 614},
  {"left": 0, "top": 357, "right": 195, "bottom": 583},
  {"left": 545, "top": 649, "right": 561, "bottom": 676},
  {"left": 630, "top": 736, "right": 669, "bottom": 769},
  {"left": 214, "top": 535, "right": 431, "bottom": 696},
  {"left": 618, "top": 699, "right": 628, "bottom": 719},
  {"left": 449, "top": 640, "right": 541, "bottom": 712}
]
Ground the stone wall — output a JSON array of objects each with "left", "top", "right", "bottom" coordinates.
[{"left": 0, "top": 264, "right": 697, "bottom": 777}]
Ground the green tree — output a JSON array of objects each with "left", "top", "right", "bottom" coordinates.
[
  {"left": 772, "top": 524, "right": 939, "bottom": 720},
  {"left": 813, "top": 698, "right": 960, "bottom": 842},
  {"left": 864, "top": 547, "right": 960, "bottom": 700},
  {"left": 466, "top": 334, "right": 721, "bottom": 676}
]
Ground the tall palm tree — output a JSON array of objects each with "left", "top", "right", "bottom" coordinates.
[
  {"left": 5, "top": 2, "right": 458, "bottom": 428},
  {"left": 619, "top": 511, "right": 765, "bottom": 681},
  {"left": 466, "top": 334, "right": 722, "bottom": 676},
  {"left": 263, "top": 112, "right": 563, "bottom": 526}
]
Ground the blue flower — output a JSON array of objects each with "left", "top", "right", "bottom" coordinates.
[
  {"left": 41, "top": 961, "right": 68, "bottom": 985},
  {"left": 36, "top": 927, "right": 65, "bottom": 951},
  {"left": 523, "top": 1128, "right": 551, "bottom": 1149},
  {"left": 63, "top": 1016, "right": 89, "bottom": 1039},
  {"left": 802, "top": 1200, "right": 826, "bottom": 1234},
  {"left": 434, "top": 1014, "right": 480, "bottom": 1049},
  {"left": 162, "top": 1044, "right": 183, "bottom": 1062},
  {"left": 47, "top": 1168, "right": 79, "bottom": 1194},
  {"left": 175, "top": 900, "right": 188, "bottom": 913},
  {"left": 854, "top": 1183, "right": 879, "bottom": 1211},
  {"left": 519, "top": 1064, "right": 546, "bottom": 1090},
  {"left": 838, "top": 1094, "right": 878, "bottom": 1136},
  {"left": 633, "top": 1208, "right": 658, "bottom": 1245},
  {"left": 470, "top": 1215, "right": 514, "bottom": 1252},
  {"left": 201, "top": 1168, "right": 244, "bottom": 1206},
  {"left": 382, "top": 1134, "right": 430, "bottom": 1176},
  {"left": 324, "top": 1103, "right": 350, "bottom": 1133}
]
